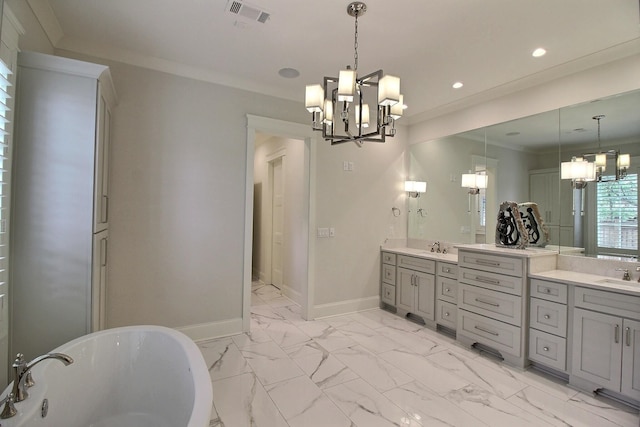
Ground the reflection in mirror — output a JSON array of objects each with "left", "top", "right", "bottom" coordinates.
[
  {"left": 559, "top": 90, "right": 640, "bottom": 260},
  {"left": 408, "top": 89, "right": 639, "bottom": 260}
]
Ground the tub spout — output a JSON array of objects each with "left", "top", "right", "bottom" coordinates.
[{"left": 1, "top": 352, "right": 74, "bottom": 419}]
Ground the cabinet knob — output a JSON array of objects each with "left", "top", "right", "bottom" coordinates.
[
  {"left": 543, "top": 346, "right": 549, "bottom": 352},
  {"left": 543, "top": 314, "right": 550, "bottom": 320},
  {"left": 444, "top": 312, "right": 450, "bottom": 317},
  {"left": 445, "top": 288, "right": 450, "bottom": 293},
  {"left": 544, "top": 288, "right": 551, "bottom": 294},
  {"left": 444, "top": 268, "right": 450, "bottom": 273}
]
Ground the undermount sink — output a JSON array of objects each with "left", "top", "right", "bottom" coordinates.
[{"left": 596, "top": 278, "right": 638, "bottom": 286}]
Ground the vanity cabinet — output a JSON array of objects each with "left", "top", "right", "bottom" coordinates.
[
  {"left": 396, "top": 255, "right": 436, "bottom": 321},
  {"left": 380, "top": 252, "right": 397, "bottom": 306},
  {"left": 11, "top": 52, "right": 116, "bottom": 360},
  {"left": 572, "top": 287, "right": 640, "bottom": 401},
  {"left": 528, "top": 279, "right": 568, "bottom": 371},
  {"left": 457, "top": 249, "right": 529, "bottom": 367},
  {"left": 436, "top": 261, "right": 458, "bottom": 330}
]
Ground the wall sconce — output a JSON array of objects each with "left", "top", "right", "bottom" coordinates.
[
  {"left": 405, "top": 180, "right": 426, "bottom": 198},
  {"left": 461, "top": 173, "right": 488, "bottom": 194}
]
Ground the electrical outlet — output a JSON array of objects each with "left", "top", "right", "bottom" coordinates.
[
  {"left": 329, "top": 227, "right": 335, "bottom": 237},
  {"left": 317, "top": 227, "right": 330, "bottom": 238}
]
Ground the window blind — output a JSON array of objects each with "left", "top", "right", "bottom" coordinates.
[
  {"left": 0, "top": 57, "right": 11, "bottom": 304},
  {"left": 596, "top": 174, "right": 638, "bottom": 251}
]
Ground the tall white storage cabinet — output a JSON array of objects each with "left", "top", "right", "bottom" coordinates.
[{"left": 11, "top": 52, "right": 115, "bottom": 360}]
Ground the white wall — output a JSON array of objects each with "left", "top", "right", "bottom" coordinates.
[{"left": 253, "top": 135, "right": 306, "bottom": 302}]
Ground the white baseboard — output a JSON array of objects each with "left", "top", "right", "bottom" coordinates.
[
  {"left": 279, "top": 283, "right": 303, "bottom": 305},
  {"left": 313, "top": 296, "right": 380, "bottom": 319},
  {"left": 177, "top": 317, "right": 244, "bottom": 343}
]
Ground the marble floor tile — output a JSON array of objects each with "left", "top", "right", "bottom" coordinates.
[
  {"left": 198, "top": 337, "right": 252, "bottom": 382},
  {"left": 296, "top": 320, "right": 358, "bottom": 352},
  {"left": 333, "top": 345, "right": 413, "bottom": 392},
  {"left": 207, "top": 286, "right": 639, "bottom": 427},
  {"left": 379, "top": 347, "right": 470, "bottom": 396},
  {"left": 211, "top": 372, "right": 289, "bottom": 427},
  {"left": 426, "top": 348, "right": 527, "bottom": 399},
  {"left": 446, "top": 384, "right": 552, "bottom": 426},
  {"left": 240, "top": 340, "right": 304, "bottom": 385},
  {"left": 325, "top": 378, "right": 421, "bottom": 427},
  {"left": 384, "top": 380, "right": 489, "bottom": 427},
  {"left": 508, "top": 385, "right": 635, "bottom": 427},
  {"left": 265, "top": 375, "right": 352, "bottom": 427}
]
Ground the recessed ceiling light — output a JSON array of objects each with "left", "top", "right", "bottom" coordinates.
[
  {"left": 278, "top": 68, "right": 300, "bottom": 78},
  {"left": 532, "top": 48, "right": 546, "bottom": 58},
  {"left": 452, "top": 81, "right": 464, "bottom": 89}
]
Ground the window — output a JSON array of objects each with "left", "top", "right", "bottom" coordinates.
[{"left": 596, "top": 174, "right": 638, "bottom": 257}]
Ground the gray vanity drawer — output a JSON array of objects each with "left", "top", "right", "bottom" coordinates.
[
  {"left": 459, "top": 309, "right": 521, "bottom": 357},
  {"left": 530, "top": 279, "right": 567, "bottom": 304},
  {"left": 436, "top": 276, "right": 458, "bottom": 304},
  {"left": 437, "top": 262, "right": 458, "bottom": 279},
  {"left": 436, "top": 300, "right": 457, "bottom": 330},
  {"left": 382, "top": 252, "right": 396, "bottom": 266},
  {"left": 381, "top": 283, "right": 395, "bottom": 306},
  {"left": 459, "top": 267, "right": 523, "bottom": 296},
  {"left": 397, "top": 255, "right": 435, "bottom": 274},
  {"left": 529, "top": 328, "right": 566, "bottom": 371},
  {"left": 459, "top": 284, "right": 522, "bottom": 326},
  {"left": 530, "top": 298, "right": 567, "bottom": 338},
  {"left": 382, "top": 264, "right": 396, "bottom": 286},
  {"left": 458, "top": 251, "right": 523, "bottom": 277},
  {"left": 575, "top": 287, "right": 640, "bottom": 321}
]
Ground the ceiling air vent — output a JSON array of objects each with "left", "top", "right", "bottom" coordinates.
[{"left": 226, "top": 1, "right": 270, "bottom": 24}]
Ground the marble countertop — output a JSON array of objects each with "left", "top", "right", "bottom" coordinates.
[
  {"left": 381, "top": 247, "right": 458, "bottom": 263},
  {"left": 531, "top": 269, "right": 640, "bottom": 296},
  {"left": 455, "top": 243, "right": 560, "bottom": 258}
]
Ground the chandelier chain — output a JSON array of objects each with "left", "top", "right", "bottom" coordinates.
[{"left": 354, "top": 12, "right": 359, "bottom": 71}]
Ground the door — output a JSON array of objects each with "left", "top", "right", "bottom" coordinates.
[
  {"left": 414, "top": 271, "right": 435, "bottom": 320},
  {"left": 622, "top": 318, "right": 640, "bottom": 400},
  {"left": 572, "top": 308, "right": 622, "bottom": 391},
  {"left": 270, "top": 157, "right": 284, "bottom": 288},
  {"left": 396, "top": 267, "right": 415, "bottom": 313}
]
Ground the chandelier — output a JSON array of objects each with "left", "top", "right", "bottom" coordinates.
[
  {"left": 561, "top": 115, "right": 631, "bottom": 188},
  {"left": 304, "top": 2, "right": 405, "bottom": 146}
]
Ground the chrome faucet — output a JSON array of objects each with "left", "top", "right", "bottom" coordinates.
[
  {"left": 1, "top": 352, "right": 73, "bottom": 419},
  {"left": 616, "top": 268, "right": 631, "bottom": 281},
  {"left": 430, "top": 241, "right": 441, "bottom": 253}
]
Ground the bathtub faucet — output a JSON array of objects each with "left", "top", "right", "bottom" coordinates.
[{"left": 1, "top": 352, "right": 74, "bottom": 419}]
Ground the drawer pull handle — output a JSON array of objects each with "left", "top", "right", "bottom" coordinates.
[
  {"left": 474, "top": 325, "right": 499, "bottom": 336},
  {"left": 626, "top": 327, "right": 631, "bottom": 347},
  {"left": 443, "top": 268, "right": 451, "bottom": 273},
  {"left": 444, "top": 312, "right": 450, "bottom": 317},
  {"left": 544, "top": 288, "right": 552, "bottom": 294},
  {"left": 615, "top": 324, "right": 620, "bottom": 344},
  {"left": 476, "top": 259, "right": 500, "bottom": 267},
  {"left": 543, "top": 346, "right": 549, "bottom": 352},
  {"left": 475, "top": 298, "right": 500, "bottom": 307},
  {"left": 445, "top": 288, "right": 451, "bottom": 293},
  {"left": 475, "top": 276, "right": 500, "bottom": 286},
  {"left": 543, "top": 314, "right": 551, "bottom": 320}
]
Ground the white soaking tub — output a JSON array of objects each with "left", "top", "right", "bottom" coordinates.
[{"left": 0, "top": 326, "right": 212, "bottom": 427}]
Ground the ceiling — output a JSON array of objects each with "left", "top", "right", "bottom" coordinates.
[{"left": 29, "top": 0, "right": 640, "bottom": 124}]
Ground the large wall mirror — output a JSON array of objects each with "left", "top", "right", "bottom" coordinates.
[{"left": 408, "top": 88, "right": 639, "bottom": 261}]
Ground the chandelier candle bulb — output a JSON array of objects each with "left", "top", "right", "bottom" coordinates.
[
  {"left": 390, "top": 94, "right": 404, "bottom": 120},
  {"left": 355, "top": 104, "right": 370, "bottom": 128},
  {"left": 338, "top": 69, "right": 356, "bottom": 102},
  {"left": 378, "top": 75, "right": 400, "bottom": 106},
  {"left": 305, "top": 84, "right": 324, "bottom": 112}
]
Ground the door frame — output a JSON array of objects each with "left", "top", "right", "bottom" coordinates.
[{"left": 243, "top": 115, "right": 317, "bottom": 331}]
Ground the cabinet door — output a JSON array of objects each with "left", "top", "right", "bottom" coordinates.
[
  {"left": 414, "top": 271, "right": 435, "bottom": 321},
  {"left": 622, "top": 318, "right": 640, "bottom": 401},
  {"left": 94, "top": 91, "right": 111, "bottom": 232},
  {"left": 396, "top": 267, "right": 415, "bottom": 313},
  {"left": 572, "top": 308, "right": 622, "bottom": 391},
  {"left": 91, "top": 230, "right": 109, "bottom": 332}
]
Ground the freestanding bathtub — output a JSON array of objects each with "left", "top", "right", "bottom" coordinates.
[{"left": 0, "top": 325, "right": 213, "bottom": 427}]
